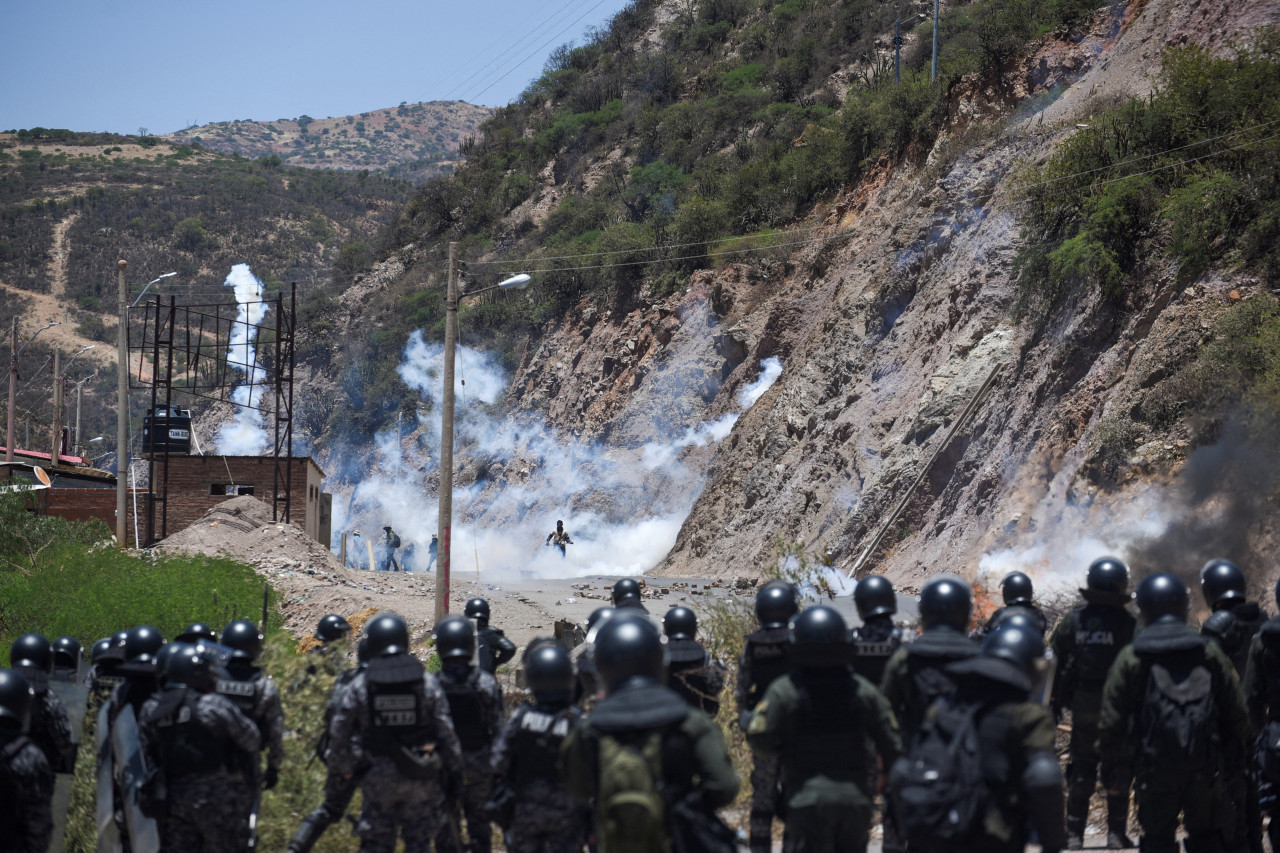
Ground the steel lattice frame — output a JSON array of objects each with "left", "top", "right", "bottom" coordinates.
[{"left": 129, "top": 284, "right": 296, "bottom": 545}]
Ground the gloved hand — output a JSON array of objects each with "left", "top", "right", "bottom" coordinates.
[{"left": 263, "top": 766, "right": 279, "bottom": 790}]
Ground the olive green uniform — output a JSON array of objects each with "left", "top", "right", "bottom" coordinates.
[
  {"left": 748, "top": 670, "right": 902, "bottom": 853},
  {"left": 1098, "top": 620, "right": 1251, "bottom": 853},
  {"left": 880, "top": 625, "right": 978, "bottom": 744}
]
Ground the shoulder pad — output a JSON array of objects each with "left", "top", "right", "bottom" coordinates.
[
  {"left": 366, "top": 653, "right": 425, "bottom": 684},
  {"left": 1201, "top": 609, "right": 1239, "bottom": 640}
]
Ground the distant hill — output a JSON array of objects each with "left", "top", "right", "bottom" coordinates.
[{"left": 167, "top": 101, "right": 493, "bottom": 183}]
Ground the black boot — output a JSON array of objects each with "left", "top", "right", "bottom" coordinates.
[
  {"left": 288, "top": 815, "right": 328, "bottom": 853},
  {"left": 1106, "top": 793, "right": 1134, "bottom": 848},
  {"left": 1066, "top": 812, "right": 1085, "bottom": 849}
]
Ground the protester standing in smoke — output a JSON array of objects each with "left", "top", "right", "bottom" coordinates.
[
  {"left": 382, "top": 525, "right": 401, "bottom": 572},
  {"left": 545, "top": 520, "right": 573, "bottom": 558},
  {"left": 428, "top": 534, "right": 438, "bottom": 572},
  {"left": 349, "top": 530, "right": 365, "bottom": 570}
]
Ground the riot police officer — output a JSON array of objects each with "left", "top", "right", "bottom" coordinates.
[
  {"left": 850, "top": 575, "right": 905, "bottom": 685},
  {"left": 289, "top": 636, "right": 371, "bottom": 853},
  {"left": 611, "top": 577, "right": 649, "bottom": 613},
  {"left": 0, "top": 668, "right": 54, "bottom": 853},
  {"left": 562, "top": 614, "right": 739, "bottom": 849},
  {"left": 748, "top": 606, "right": 902, "bottom": 853},
  {"left": 329, "top": 613, "right": 463, "bottom": 853},
  {"left": 217, "top": 619, "right": 285, "bottom": 791},
  {"left": 572, "top": 606, "right": 613, "bottom": 704},
  {"left": 1049, "top": 557, "right": 1136, "bottom": 849},
  {"left": 434, "top": 614, "right": 504, "bottom": 853},
  {"left": 977, "top": 572, "right": 1048, "bottom": 638},
  {"left": 139, "top": 645, "right": 260, "bottom": 851},
  {"left": 736, "top": 580, "right": 798, "bottom": 853},
  {"left": 1201, "top": 558, "right": 1267, "bottom": 677},
  {"left": 880, "top": 575, "right": 979, "bottom": 743},
  {"left": 489, "top": 642, "right": 587, "bottom": 852},
  {"left": 51, "top": 636, "right": 82, "bottom": 683},
  {"left": 1099, "top": 573, "right": 1251, "bottom": 853},
  {"left": 7, "top": 633, "right": 74, "bottom": 773},
  {"left": 1244, "top": 577, "right": 1280, "bottom": 850},
  {"left": 465, "top": 598, "right": 517, "bottom": 674},
  {"left": 174, "top": 622, "right": 218, "bottom": 646},
  {"left": 663, "top": 606, "right": 727, "bottom": 716}
]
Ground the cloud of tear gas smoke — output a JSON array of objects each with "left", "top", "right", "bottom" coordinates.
[
  {"left": 330, "top": 338, "right": 783, "bottom": 578},
  {"left": 216, "top": 264, "right": 269, "bottom": 455},
  {"left": 640, "top": 357, "right": 784, "bottom": 470},
  {"left": 977, "top": 418, "right": 1280, "bottom": 602}
]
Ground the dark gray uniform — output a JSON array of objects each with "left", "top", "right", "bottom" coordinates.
[
  {"left": 850, "top": 617, "right": 904, "bottom": 688},
  {"left": 13, "top": 666, "right": 74, "bottom": 774},
  {"left": 215, "top": 659, "right": 285, "bottom": 783},
  {"left": 329, "top": 653, "right": 463, "bottom": 853},
  {"left": 667, "top": 638, "right": 727, "bottom": 717},
  {"left": 490, "top": 702, "right": 587, "bottom": 853},
  {"left": 290, "top": 664, "right": 364, "bottom": 852},
  {"left": 0, "top": 731, "right": 54, "bottom": 853},
  {"left": 737, "top": 626, "right": 792, "bottom": 853},
  {"left": 477, "top": 625, "right": 517, "bottom": 675},
  {"left": 140, "top": 684, "right": 261, "bottom": 852},
  {"left": 435, "top": 665, "right": 504, "bottom": 853}
]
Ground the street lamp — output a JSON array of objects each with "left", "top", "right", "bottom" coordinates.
[
  {"left": 62, "top": 344, "right": 96, "bottom": 377},
  {"left": 435, "top": 241, "right": 530, "bottom": 620},
  {"left": 130, "top": 272, "right": 178, "bottom": 309},
  {"left": 6, "top": 320, "right": 59, "bottom": 463}
]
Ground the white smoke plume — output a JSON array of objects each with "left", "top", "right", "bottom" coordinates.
[
  {"left": 217, "top": 264, "right": 269, "bottom": 455},
  {"left": 330, "top": 335, "right": 782, "bottom": 579}
]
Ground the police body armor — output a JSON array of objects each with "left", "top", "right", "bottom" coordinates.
[
  {"left": 365, "top": 654, "right": 435, "bottom": 752},
  {"left": 742, "top": 627, "right": 791, "bottom": 707},
  {"left": 851, "top": 619, "right": 903, "bottom": 686},
  {"left": 215, "top": 662, "right": 262, "bottom": 717},
  {"left": 0, "top": 734, "right": 33, "bottom": 837},
  {"left": 786, "top": 670, "right": 870, "bottom": 793},
  {"left": 145, "top": 687, "right": 236, "bottom": 780},
  {"left": 441, "top": 669, "right": 493, "bottom": 754},
  {"left": 509, "top": 705, "right": 581, "bottom": 788},
  {"left": 1062, "top": 604, "right": 1134, "bottom": 708}
]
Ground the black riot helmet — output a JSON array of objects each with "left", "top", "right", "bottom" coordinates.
[
  {"left": 789, "top": 606, "right": 850, "bottom": 669},
  {"left": 434, "top": 615, "right": 476, "bottom": 661},
  {"left": 1086, "top": 557, "right": 1131, "bottom": 596},
  {"left": 0, "top": 669, "right": 35, "bottom": 732},
  {"left": 612, "top": 578, "right": 642, "bottom": 606},
  {"left": 9, "top": 633, "right": 53, "bottom": 674},
  {"left": 990, "top": 609, "right": 1038, "bottom": 634},
  {"left": 464, "top": 598, "right": 491, "bottom": 625},
  {"left": 90, "top": 637, "right": 114, "bottom": 665},
  {"left": 1001, "top": 572, "right": 1035, "bottom": 607},
  {"left": 125, "top": 626, "right": 165, "bottom": 663},
  {"left": 175, "top": 623, "right": 218, "bottom": 645},
  {"left": 854, "top": 575, "right": 897, "bottom": 620},
  {"left": 981, "top": 624, "right": 1046, "bottom": 678},
  {"left": 154, "top": 642, "right": 187, "bottom": 683},
  {"left": 165, "top": 647, "right": 215, "bottom": 692},
  {"left": 53, "top": 636, "right": 82, "bottom": 670},
  {"left": 314, "top": 614, "right": 352, "bottom": 643},
  {"left": 594, "top": 614, "right": 666, "bottom": 693},
  {"left": 112, "top": 630, "right": 129, "bottom": 651},
  {"left": 525, "top": 642, "right": 574, "bottom": 705},
  {"left": 220, "top": 620, "right": 262, "bottom": 662},
  {"left": 1200, "top": 559, "right": 1246, "bottom": 610},
  {"left": 919, "top": 576, "right": 973, "bottom": 631},
  {"left": 587, "top": 607, "right": 614, "bottom": 632},
  {"left": 756, "top": 581, "right": 800, "bottom": 629},
  {"left": 663, "top": 606, "right": 698, "bottom": 641},
  {"left": 365, "top": 613, "right": 410, "bottom": 657},
  {"left": 356, "top": 636, "right": 371, "bottom": 664},
  {"left": 1136, "top": 573, "right": 1190, "bottom": 624}
]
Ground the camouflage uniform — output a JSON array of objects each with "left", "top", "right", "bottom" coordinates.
[
  {"left": 13, "top": 667, "right": 75, "bottom": 774},
  {"left": 216, "top": 659, "right": 285, "bottom": 782},
  {"left": 328, "top": 655, "right": 463, "bottom": 853},
  {"left": 0, "top": 730, "right": 54, "bottom": 853},
  {"left": 490, "top": 702, "right": 586, "bottom": 853},
  {"left": 748, "top": 669, "right": 902, "bottom": 853},
  {"left": 435, "top": 664, "right": 504, "bottom": 853},
  {"left": 737, "top": 625, "right": 792, "bottom": 853},
  {"left": 139, "top": 684, "right": 260, "bottom": 852}
]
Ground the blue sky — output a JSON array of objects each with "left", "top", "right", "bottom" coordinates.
[{"left": 0, "top": 0, "right": 634, "bottom": 135}]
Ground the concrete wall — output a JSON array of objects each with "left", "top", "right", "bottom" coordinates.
[{"left": 148, "top": 456, "right": 324, "bottom": 544}]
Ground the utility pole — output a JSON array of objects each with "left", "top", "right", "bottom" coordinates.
[
  {"left": 931, "top": 0, "right": 939, "bottom": 82},
  {"left": 436, "top": 242, "right": 459, "bottom": 621},
  {"left": 894, "top": 18, "right": 903, "bottom": 85},
  {"left": 116, "top": 259, "right": 129, "bottom": 548},
  {"left": 6, "top": 318, "right": 15, "bottom": 462},
  {"left": 72, "top": 371, "right": 98, "bottom": 456},
  {"left": 50, "top": 351, "right": 62, "bottom": 468}
]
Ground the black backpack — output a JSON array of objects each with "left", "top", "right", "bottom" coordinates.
[
  {"left": 889, "top": 698, "right": 991, "bottom": 844},
  {"left": 1137, "top": 656, "right": 1217, "bottom": 771}
]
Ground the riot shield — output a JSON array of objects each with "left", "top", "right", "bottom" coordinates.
[
  {"left": 96, "top": 703, "right": 122, "bottom": 853},
  {"left": 47, "top": 678, "right": 90, "bottom": 853},
  {"left": 110, "top": 704, "right": 160, "bottom": 853}
]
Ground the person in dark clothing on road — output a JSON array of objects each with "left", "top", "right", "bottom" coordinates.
[
  {"left": 0, "top": 668, "right": 54, "bottom": 853},
  {"left": 1048, "top": 556, "right": 1136, "bottom": 850},
  {"left": 662, "top": 606, "right": 727, "bottom": 716},
  {"left": 850, "top": 575, "right": 905, "bottom": 686},
  {"left": 465, "top": 598, "right": 517, "bottom": 674}
]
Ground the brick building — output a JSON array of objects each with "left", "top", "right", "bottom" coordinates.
[
  {"left": 149, "top": 455, "right": 328, "bottom": 545},
  {"left": 32, "top": 467, "right": 145, "bottom": 546}
]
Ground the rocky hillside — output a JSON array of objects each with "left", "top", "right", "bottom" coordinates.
[
  {"left": 167, "top": 101, "right": 492, "bottom": 182},
  {"left": 308, "top": 0, "right": 1280, "bottom": 598}
]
